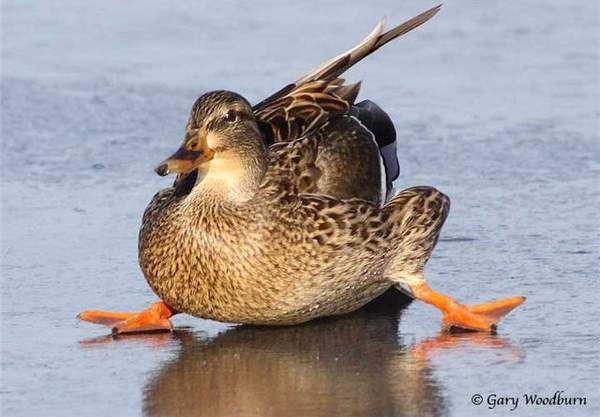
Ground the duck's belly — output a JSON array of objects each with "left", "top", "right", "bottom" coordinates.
[
  {"left": 140, "top": 205, "right": 392, "bottom": 325},
  {"left": 144, "top": 249, "right": 391, "bottom": 325},
  {"left": 167, "top": 277, "right": 391, "bottom": 326}
]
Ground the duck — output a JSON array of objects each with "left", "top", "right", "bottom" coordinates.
[{"left": 78, "top": 5, "right": 525, "bottom": 334}]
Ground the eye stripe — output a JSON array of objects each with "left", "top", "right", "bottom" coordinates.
[
  {"left": 206, "top": 118, "right": 219, "bottom": 131},
  {"left": 179, "top": 150, "right": 204, "bottom": 160},
  {"left": 237, "top": 112, "right": 253, "bottom": 121},
  {"left": 205, "top": 110, "right": 254, "bottom": 131}
]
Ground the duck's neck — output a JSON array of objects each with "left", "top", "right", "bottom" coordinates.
[{"left": 188, "top": 139, "right": 267, "bottom": 205}]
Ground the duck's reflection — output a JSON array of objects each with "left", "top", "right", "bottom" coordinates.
[
  {"left": 141, "top": 290, "right": 448, "bottom": 417},
  {"left": 79, "top": 290, "right": 524, "bottom": 417}
]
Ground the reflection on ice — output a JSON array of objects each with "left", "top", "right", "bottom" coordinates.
[{"left": 77, "top": 290, "right": 521, "bottom": 417}]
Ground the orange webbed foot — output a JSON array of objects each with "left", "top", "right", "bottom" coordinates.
[
  {"left": 409, "top": 282, "right": 525, "bottom": 333},
  {"left": 78, "top": 301, "right": 177, "bottom": 334},
  {"left": 442, "top": 296, "right": 526, "bottom": 333}
]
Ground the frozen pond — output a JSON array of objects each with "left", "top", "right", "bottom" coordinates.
[{"left": 2, "top": 1, "right": 599, "bottom": 416}]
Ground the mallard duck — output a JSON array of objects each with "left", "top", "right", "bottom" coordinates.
[{"left": 78, "top": 5, "right": 525, "bottom": 334}]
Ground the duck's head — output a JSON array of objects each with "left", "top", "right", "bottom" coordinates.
[{"left": 155, "top": 90, "right": 264, "bottom": 177}]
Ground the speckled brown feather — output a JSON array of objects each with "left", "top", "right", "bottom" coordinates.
[
  {"left": 139, "top": 115, "right": 449, "bottom": 325},
  {"left": 138, "top": 7, "right": 446, "bottom": 325},
  {"left": 259, "top": 116, "right": 383, "bottom": 203},
  {"left": 254, "top": 80, "right": 357, "bottom": 143},
  {"left": 174, "top": 7, "right": 442, "bottom": 203},
  {"left": 253, "top": 4, "right": 441, "bottom": 143}
]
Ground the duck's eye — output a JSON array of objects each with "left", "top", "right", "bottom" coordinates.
[{"left": 224, "top": 109, "right": 238, "bottom": 123}]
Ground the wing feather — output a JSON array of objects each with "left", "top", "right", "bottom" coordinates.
[{"left": 253, "top": 5, "right": 441, "bottom": 143}]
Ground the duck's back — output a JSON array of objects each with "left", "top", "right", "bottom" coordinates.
[{"left": 314, "top": 100, "right": 399, "bottom": 205}]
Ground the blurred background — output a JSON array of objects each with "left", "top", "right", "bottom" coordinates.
[{"left": 2, "top": 1, "right": 599, "bottom": 416}]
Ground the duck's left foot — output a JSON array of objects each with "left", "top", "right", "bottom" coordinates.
[
  {"left": 78, "top": 301, "right": 177, "bottom": 334},
  {"left": 409, "top": 282, "right": 526, "bottom": 333}
]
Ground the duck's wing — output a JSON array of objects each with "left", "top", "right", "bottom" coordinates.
[
  {"left": 252, "top": 5, "right": 441, "bottom": 143},
  {"left": 260, "top": 135, "right": 322, "bottom": 198},
  {"left": 259, "top": 116, "right": 383, "bottom": 203},
  {"left": 253, "top": 79, "right": 359, "bottom": 144}
]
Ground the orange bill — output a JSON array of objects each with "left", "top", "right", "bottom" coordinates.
[{"left": 154, "top": 127, "right": 214, "bottom": 176}]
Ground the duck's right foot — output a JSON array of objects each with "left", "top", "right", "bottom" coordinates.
[
  {"left": 78, "top": 301, "right": 177, "bottom": 334},
  {"left": 408, "top": 282, "right": 526, "bottom": 333}
]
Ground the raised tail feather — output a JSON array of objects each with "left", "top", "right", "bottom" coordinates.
[
  {"left": 294, "top": 4, "right": 442, "bottom": 85},
  {"left": 253, "top": 5, "right": 441, "bottom": 143}
]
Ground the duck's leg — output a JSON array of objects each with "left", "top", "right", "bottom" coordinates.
[
  {"left": 78, "top": 301, "right": 177, "bottom": 334},
  {"left": 384, "top": 187, "right": 525, "bottom": 333},
  {"left": 406, "top": 280, "right": 525, "bottom": 333}
]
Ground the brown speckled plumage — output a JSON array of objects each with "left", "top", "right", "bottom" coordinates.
[
  {"left": 138, "top": 6, "right": 449, "bottom": 325},
  {"left": 140, "top": 111, "right": 449, "bottom": 324}
]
